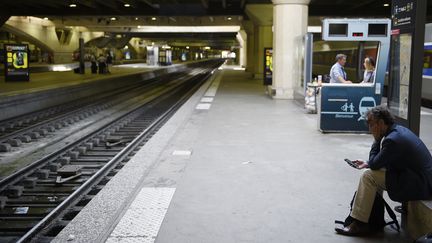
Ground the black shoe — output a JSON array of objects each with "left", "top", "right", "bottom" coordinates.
[{"left": 335, "top": 219, "right": 370, "bottom": 236}]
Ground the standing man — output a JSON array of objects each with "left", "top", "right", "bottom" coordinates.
[
  {"left": 335, "top": 105, "right": 432, "bottom": 236},
  {"left": 329, "top": 54, "right": 352, "bottom": 84}
]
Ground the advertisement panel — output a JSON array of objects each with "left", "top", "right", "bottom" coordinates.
[
  {"left": 4, "top": 44, "right": 29, "bottom": 81},
  {"left": 388, "top": 0, "right": 426, "bottom": 134},
  {"left": 263, "top": 48, "right": 272, "bottom": 85}
]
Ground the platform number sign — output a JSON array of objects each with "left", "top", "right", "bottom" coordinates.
[{"left": 4, "top": 44, "right": 29, "bottom": 81}]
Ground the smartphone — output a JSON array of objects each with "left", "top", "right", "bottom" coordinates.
[{"left": 344, "top": 158, "right": 359, "bottom": 169}]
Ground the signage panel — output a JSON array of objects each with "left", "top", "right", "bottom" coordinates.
[
  {"left": 388, "top": 0, "right": 426, "bottom": 135},
  {"left": 4, "top": 44, "right": 29, "bottom": 81}
]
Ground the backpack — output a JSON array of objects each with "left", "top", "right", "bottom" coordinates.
[{"left": 335, "top": 192, "right": 400, "bottom": 232}]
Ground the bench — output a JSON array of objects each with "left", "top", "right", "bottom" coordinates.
[{"left": 407, "top": 200, "right": 432, "bottom": 239}]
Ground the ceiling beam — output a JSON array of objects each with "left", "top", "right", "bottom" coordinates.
[
  {"left": 201, "top": 0, "right": 209, "bottom": 9},
  {"left": 138, "top": 0, "right": 160, "bottom": 9},
  {"left": 347, "top": 0, "right": 377, "bottom": 11},
  {"left": 75, "top": 0, "right": 97, "bottom": 8},
  {"left": 96, "top": 0, "right": 118, "bottom": 9},
  {"left": 240, "top": 0, "right": 247, "bottom": 9}
]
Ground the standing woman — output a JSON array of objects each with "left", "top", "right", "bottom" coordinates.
[{"left": 361, "top": 57, "right": 375, "bottom": 83}]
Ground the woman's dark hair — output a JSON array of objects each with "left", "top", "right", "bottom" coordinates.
[
  {"left": 366, "top": 105, "right": 395, "bottom": 126},
  {"left": 366, "top": 56, "right": 375, "bottom": 67}
]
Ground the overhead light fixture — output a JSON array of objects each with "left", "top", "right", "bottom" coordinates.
[
  {"left": 151, "top": 17, "right": 157, "bottom": 21},
  {"left": 135, "top": 17, "right": 139, "bottom": 20},
  {"left": 43, "top": 17, "right": 49, "bottom": 20},
  {"left": 137, "top": 25, "right": 142, "bottom": 28},
  {"left": 110, "top": 17, "right": 117, "bottom": 21},
  {"left": 383, "top": 3, "right": 390, "bottom": 6},
  {"left": 227, "top": 17, "right": 232, "bottom": 21},
  {"left": 69, "top": 3, "right": 77, "bottom": 7},
  {"left": 124, "top": 3, "right": 131, "bottom": 7},
  {"left": 186, "top": 46, "right": 190, "bottom": 49}
]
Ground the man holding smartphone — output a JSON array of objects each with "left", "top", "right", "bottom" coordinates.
[{"left": 336, "top": 105, "right": 432, "bottom": 236}]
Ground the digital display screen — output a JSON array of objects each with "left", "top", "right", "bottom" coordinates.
[
  {"left": 368, "top": 24, "right": 388, "bottom": 36},
  {"left": 352, "top": 32, "right": 364, "bottom": 37},
  {"left": 328, "top": 24, "right": 348, "bottom": 36}
]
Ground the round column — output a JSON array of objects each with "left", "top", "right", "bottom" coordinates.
[{"left": 271, "top": 0, "right": 310, "bottom": 99}]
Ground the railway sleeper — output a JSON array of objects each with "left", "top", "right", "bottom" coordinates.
[
  {"left": 0, "top": 196, "right": 7, "bottom": 209},
  {"left": 27, "top": 132, "right": 40, "bottom": 139},
  {"left": 18, "top": 135, "right": 31, "bottom": 143},
  {"left": 22, "top": 177, "right": 38, "bottom": 188},
  {"left": 34, "top": 169, "right": 50, "bottom": 180},
  {"left": 57, "top": 157, "right": 71, "bottom": 165},
  {"left": 3, "top": 186, "right": 24, "bottom": 198},
  {"left": 7, "top": 139, "right": 22, "bottom": 147},
  {"left": 23, "top": 186, "right": 77, "bottom": 193},
  {"left": 87, "top": 185, "right": 103, "bottom": 195},
  {"left": 68, "top": 151, "right": 80, "bottom": 160},
  {"left": 48, "top": 163, "right": 61, "bottom": 172},
  {"left": 36, "top": 129, "right": 48, "bottom": 136},
  {"left": 43, "top": 220, "right": 69, "bottom": 237},
  {"left": 0, "top": 143, "right": 12, "bottom": 152},
  {"left": 91, "top": 138, "right": 101, "bottom": 146},
  {"left": 62, "top": 206, "right": 84, "bottom": 220},
  {"left": 83, "top": 151, "right": 117, "bottom": 156},
  {"left": 0, "top": 220, "right": 37, "bottom": 233},
  {"left": 72, "top": 157, "right": 111, "bottom": 162},
  {"left": 6, "top": 195, "right": 65, "bottom": 204},
  {"left": 77, "top": 146, "right": 87, "bottom": 155},
  {"left": 53, "top": 123, "right": 62, "bottom": 129},
  {"left": 84, "top": 142, "right": 94, "bottom": 150},
  {"left": 0, "top": 206, "right": 52, "bottom": 216},
  {"left": 45, "top": 126, "right": 56, "bottom": 132}
]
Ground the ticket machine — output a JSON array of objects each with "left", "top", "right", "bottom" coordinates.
[{"left": 318, "top": 19, "right": 391, "bottom": 132}]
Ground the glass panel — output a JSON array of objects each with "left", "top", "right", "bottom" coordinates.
[{"left": 389, "top": 33, "right": 412, "bottom": 119}]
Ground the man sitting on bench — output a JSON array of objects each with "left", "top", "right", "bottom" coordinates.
[{"left": 336, "top": 105, "right": 432, "bottom": 236}]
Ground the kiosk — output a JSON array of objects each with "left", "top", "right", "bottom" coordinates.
[{"left": 318, "top": 19, "right": 391, "bottom": 132}]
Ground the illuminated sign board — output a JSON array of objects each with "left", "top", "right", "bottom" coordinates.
[
  {"left": 323, "top": 19, "right": 390, "bottom": 41},
  {"left": 263, "top": 48, "right": 272, "bottom": 85},
  {"left": 4, "top": 44, "right": 30, "bottom": 81}
]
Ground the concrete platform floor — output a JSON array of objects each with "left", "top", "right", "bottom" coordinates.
[{"left": 55, "top": 66, "right": 432, "bottom": 242}]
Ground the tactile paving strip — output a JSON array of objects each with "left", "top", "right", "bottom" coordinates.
[{"left": 106, "top": 187, "right": 176, "bottom": 243}]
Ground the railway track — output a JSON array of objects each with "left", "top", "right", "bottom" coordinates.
[
  {"left": 0, "top": 60, "right": 222, "bottom": 242},
  {"left": 0, "top": 71, "right": 186, "bottom": 153}
]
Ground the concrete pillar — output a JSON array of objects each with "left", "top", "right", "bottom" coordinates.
[
  {"left": 271, "top": 0, "right": 310, "bottom": 99},
  {"left": 243, "top": 20, "right": 255, "bottom": 74},
  {"left": 253, "top": 25, "right": 273, "bottom": 79},
  {"left": 236, "top": 30, "right": 247, "bottom": 68}
]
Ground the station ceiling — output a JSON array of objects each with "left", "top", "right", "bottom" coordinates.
[
  {"left": 0, "top": 0, "right": 431, "bottom": 49},
  {"left": 0, "top": 0, "right": 405, "bottom": 17}
]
